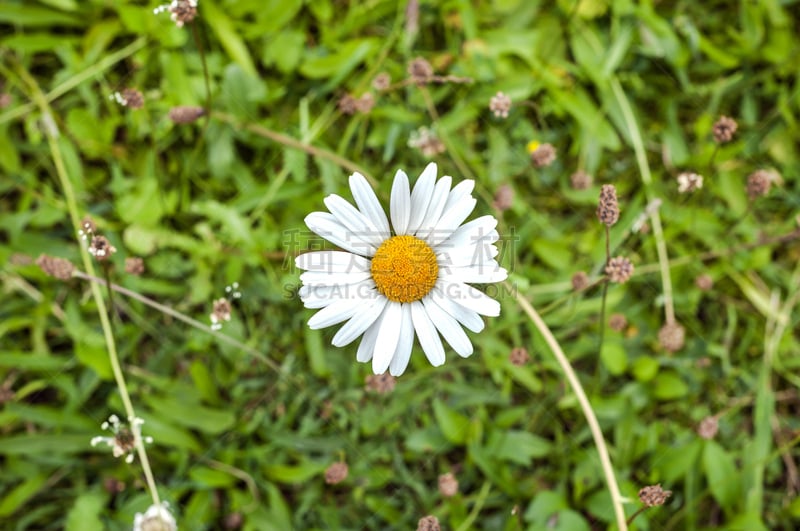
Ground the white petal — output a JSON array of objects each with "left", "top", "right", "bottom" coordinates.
[
  {"left": 434, "top": 281, "right": 501, "bottom": 317},
  {"left": 299, "top": 270, "right": 373, "bottom": 286},
  {"left": 410, "top": 300, "right": 445, "bottom": 367},
  {"left": 295, "top": 251, "right": 370, "bottom": 273},
  {"left": 427, "top": 197, "right": 477, "bottom": 245},
  {"left": 299, "top": 279, "right": 375, "bottom": 300},
  {"left": 442, "top": 180, "right": 475, "bottom": 212},
  {"left": 307, "top": 297, "right": 364, "bottom": 329},
  {"left": 390, "top": 169, "right": 411, "bottom": 235},
  {"left": 372, "top": 301, "right": 403, "bottom": 374},
  {"left": 332, "top": 296, "right": 388, "bottom": 347},
  {"left": 349, "top": 173, "right": 390, "bottom": 239},
  {"left": 357, "top": 310, "right": 384, "bottom": 363},
  {"left": 324, "top": 195, "right": 385, "bottom": 247},
  {"left": 415, "top": 176, "right": 451, "bottom": 240},
  {"left": 429, "top": 289, "right": 485, "bottom": 333},
  {"left": 305, "top": 212, "right": 376, "bottom": 256},
  {"left": 389, "top": 303, "right": 415, "bottom": 376},
  {"left": 422, "top": 297, "right": 473, "bottom": 358},
  {"left": 440, "top": 265, "right": 508, "bottom": 283},
  {"left": 301, "top": 283, "right": 379, "bottom": 309},
  {"left": 437, "top": 245, "right": 500, "bottom": 268},
  {"left": 439, "top": 216, "right": 498, "bottom": 250},
  {"left": 406, "top": 162, "right": 437, "bottom": 234}
]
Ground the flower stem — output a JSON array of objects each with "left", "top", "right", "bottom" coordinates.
[
  {"left": 14, "top": 59, "right": 160, "bottom": 506},
  {"left": 626, "top": 506, "right": 647, "bottom": 526},
  {"left": 510, "top": 284, "right": 627, "bottom": 531}
]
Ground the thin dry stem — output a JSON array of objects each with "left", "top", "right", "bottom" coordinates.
[
  {"left": 510, "top": 284, "right": 627, "bottom": 531},
  {"left": 15, "top": 60, "right": 161, "bottom": 505}
]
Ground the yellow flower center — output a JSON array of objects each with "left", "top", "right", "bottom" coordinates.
[{"left": 371, "top": 235, "right": 439, "bottom": 303}]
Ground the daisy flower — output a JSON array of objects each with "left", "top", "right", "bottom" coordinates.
[{"left": 296, "top": 163, "right": 507, "bottom": 376}]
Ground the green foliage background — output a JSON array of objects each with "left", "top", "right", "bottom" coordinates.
[{"left": 1, "top": 0, "right": 799, "bottom": 529}]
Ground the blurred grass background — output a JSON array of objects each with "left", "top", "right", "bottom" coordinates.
[{"left": 1, "top": 0, "right": 799, "bottom": 529}]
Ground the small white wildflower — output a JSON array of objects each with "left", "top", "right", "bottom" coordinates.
[
  {"left": 133, "top": 502, "right": 177, "bottom": 531},
  {"left": 677, "top": 172, "right": 703, "bottom": 193},
  {"left": 91, "top": 415, "right": 152, "bottom": 464},
  {"left": 489, "top": 91, "right": 511, "bottom": 118},
  {"left": 224, "top": 282, "right": 242, "bottom": 299},
  {"left": 154, "top": 0, "right": 198, "bottom": 28},
  {"left": 88, "top": 235, "right": 117, "bottom": 261},
  {"left": 408, "top": 127, "right": 445, "bottom": 157},
  {"left": 210, "top": 298, "right": 232, "bottom": 330}
]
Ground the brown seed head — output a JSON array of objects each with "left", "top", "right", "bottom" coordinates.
[
  {"left": 113, "top": 427, "right": 136, "bottom": 455},
  {"left": 746, "top": 169, "right": 773, "bottom": 199},
  {"left": 89, "top": 235, "right": 117, "bottom": 261},
  {"left": 211, "top": 298, "right": 232, "bottom": 326},
  {"left": 530, "top": 142, "right": 557, "bottom": 168},
  {"left": 438, "top": 472, "right": 459, "bottom": 497},
  {"left": 509, "top": 347, "right": 530, "bottom": 366},
  {"left": 223, "top": 512, "right": 243, "bottom": 530},
  {"left": 695, "top": 274, "right": 713, "bottom": 291},
  {"left": 324, "top": 462, "right": 349, "bottom": 485},
  {"left": 417, "top": 515, "right": 441, "bottom": 531},
  {"left": 712, "top": 115, "right": 737, "bottom": 144},
  {"left": 605, "top": 256, "right": 633, "bottom": 284},
  {"left": 354, "top": 93, "right": 375, "bottom": 114},
  {"left": 365, "top": 373, "right": 396, "bottom": 394},
  {"left": 168, "top": 105, "right": 205, "bottom": 124},
  {"left": 125, "top": 257, "right": 145, "bottom": 276},
  {"left": 102, "top": 477, "right": 126, "bottom": 494},
  {"left": 120, "top": 88, "right": 144, "bottom": 109},
  {"left": 492, "top": 184, "right": 514, "bottom": 211},
  {"left": 570, "top": 170, "right": 593, "bottom": 190},
  {"left": 658, "top": 322, "right": 685, "bottom": 353},
  {"left": 372, "top": 72, "right": 391, "bottom": 91},
  {"left": 338, "top": 93, "right": 358, "bottom": 115},
  {"left": 608, "top": 313, "right": 627, "bottom": 332},
  {"left": 489, "top": 91, "right": 512, "bottom": 118},
  {"left": 154, "top": 0, "right": 198, "bottom": 27},
  {"left": 677, "top": 172, "right": 703, "bottom": 193},
  {"left": 80, "top": 215, "right": 97, "bottom": 236},
  {"left": 571, "top": 271, "right": 590, "bottom": 291},
  {"left": 408, "top": 57, "right": 434, "bottom": 85},
  {"left": 36, "top": 254, "right": 75, "bottom": 280},
  {"left": 638, "top": 484, "right": 672, "bottom": 507},
  {"left": 319, "top": 400, "right": 333, "bottom": 420},
  {"left": 0, "top": 380, "right": 15, "bottom": 404},
  {"left": 696, "top": 356, "right": 712, "bottom": 368},
  {"left": 0, "top": 93, "right": 11, "bottom": 108},
  {"left": 597, "top": 184, "right": 620, "bottom": 226},
  {"left": 697, "top": 416, "right": 719, "bottom": 440},
  {"left": 408, "top": 127, "right": 445, "bottom": 157}
]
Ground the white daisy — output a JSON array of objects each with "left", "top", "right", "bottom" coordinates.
[
  {"left": 133, "top": 501, "right": 177, "bottom": 531},
  {"left": 296, "top": 163, "right": 507, "bottom": 376}
]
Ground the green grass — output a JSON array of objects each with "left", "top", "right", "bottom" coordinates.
[{"left": 1, "top": 1, "right": 799, "bottom": 529}]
